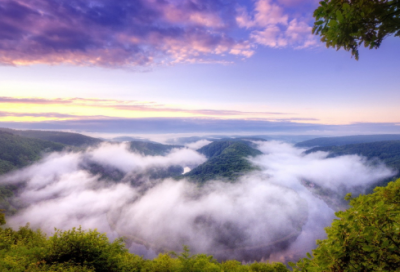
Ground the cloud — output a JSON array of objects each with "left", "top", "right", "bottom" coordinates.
[
  {"left": 0, "top": 96, "right": 295, "bottom": 120},
  {"left": 251, "top": 141, "right": 395, "bottom": 192},
  {"left": 2, "top": 118, "right": 400, "bottom": 135},
  {"left": 0, "top": 117, "right": 323, "bottom": 133},
  {"left": 237, "top": 0, "right": 318, "bottom": 49},
  {"left": 1, "top": 139, "right": 395, "bottom": 262},
  {"left": 185, "top": 139, "right": 213, "bottom": 150},
  {"left": 0, "top": 97, "right": 74, "bottom": 104},
  {"left": 0, "top": 110, "right": 105, "bottom": 119},
  {"left": 0, "top": 0, "right": 320, "bottom": 67},
  {"left": 0, "top": 0, "right": 252, "bottom": 67}
]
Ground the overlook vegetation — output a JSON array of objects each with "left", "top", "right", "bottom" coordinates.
[
  {"left": 291, "top": 178, "right": 400, "bottom": 271},
  {"left": 0, "top": 219, "right": 289, "bottom": 272},
  {"left": 296, "top": 134, "right": 400, "bottom": 148},
  {"left": 185, "top": 139, "right": 262, "bottom": 183}
]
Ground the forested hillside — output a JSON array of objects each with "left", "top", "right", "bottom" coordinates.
[
  {"left": 0, "top": 131, "right": 66, "bottom": 214},
  {"left": 306, "top": 141, "right": 400, "bottom": 175},
  {"left": 296, "top": 134, "right": 400, "bottom": 148},
  {"left": 185, "top": 139, "right": 262, "bottom": 182},
  {"left": 0, "top": 131, "right": 65, "bottom": 175},
  {"left": 0, "top": 128, "right": 102, "bottom": 147}
]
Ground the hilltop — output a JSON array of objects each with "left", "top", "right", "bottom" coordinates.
[
  {"left": 0, "top": 131, "right": 66, "bottom": 214},
  {"left": 305, "top": 140, "right": 400, "bottom": 174},
  {"left": 184, "top": 139, "right": 262, "bottom": 182},
  {"left": 296, "top": 134, "right": 400, "bottom": 148},
  {"left": 0, "top": 128, "right": 102, "bottom": 147},
  {"left": 0, "top": 131, "right": 65, "bottom": 175},
  {"left": 303, "top": 140, "right": 400, "bottom": 209}
]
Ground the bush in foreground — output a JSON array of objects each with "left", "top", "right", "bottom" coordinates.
[
  {"left": 291, "top": 178, "right": 400, "bottom": 271},
  {"left": 0, "top": 219, "right": 288, "bottom": 272}
]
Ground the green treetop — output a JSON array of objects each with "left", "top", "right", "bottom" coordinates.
[
  {"left": 291, "top": 178, "right": 400, "bottom": 271},
  {"left": 313, "top": 0, "right": 400, "bottom": 59}
]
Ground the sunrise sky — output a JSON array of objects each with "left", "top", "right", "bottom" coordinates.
[{"left": 0, "top": 0, "right": 399, "bottom": 134}]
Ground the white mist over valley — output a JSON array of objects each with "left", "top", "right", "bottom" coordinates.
[{"left": 0, "top": 137, "right": 395, "bottom": 262}]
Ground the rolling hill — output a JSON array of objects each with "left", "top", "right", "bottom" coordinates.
[
  {"left": 0, "top": 131, "right": 65, "bottom": 175},
  {"left": 0, "top": 131, "right": 66, "bottom": 214},
  {"left": 296, "top": 134, "right": 400, "bottom": 148},
  {"left": 305, "top": 140, "right": 400, "bottom": 173},
  {"left": 305, "top": 140, "right": 400, "bottom": 203},
  {"left": 184, "top": 139, "right": 262, "bottom": 182},
  {"left": 0, "top": 128, "right": 102, "bottom": 147}
]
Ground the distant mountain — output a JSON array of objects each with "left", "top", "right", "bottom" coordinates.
[
  {"left": 184, "top": 139, "right": 262, "bottom": 182},
  {"left": 296, "top": 134, "right": 400, "bottom": 148},
  {"left": 129, "top": 141, "right": 183, "bottom": 156},
  {"left": 0, "top": 128, "right": 102, "bottom": 147},
  {"left": 305, "top": 140, "right": 400, "bottom": 174},
  {"left": 305, "top": 140, "right": 400, "bottom": 199}
]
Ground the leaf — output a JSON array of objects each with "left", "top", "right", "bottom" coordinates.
[{"left": 336, "top": 10, "right": 344, "bottom": 22}]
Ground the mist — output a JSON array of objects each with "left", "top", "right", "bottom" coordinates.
[{"left": 0, "top": 140, "right": 395, "bottom": 262}]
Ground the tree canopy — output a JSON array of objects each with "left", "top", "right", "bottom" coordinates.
[
  {"left": 291, "top": 178, "right": 400, "bottom": 271},
  {"left": 313, "top": 0, "right": 400, "bottom": 59},
  {"left": 0, "top": 214, "right": 289, "bottom": 272}
]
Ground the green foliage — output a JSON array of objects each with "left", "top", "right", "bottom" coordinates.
[
  {"left": 0, "top": 224, "right": 48, "bottom": 271},
  {"left": 0, "top": 131, "right": 66, "bottom": 215},
  {"left": 0, "top": 209, "right": 5, "bottom": 225},
  {"left": 44, "top": 227, "right": 132, "bottom": 271},
  {"left": 197, "top": 139, "right": 262, "bottom": 159},
  {"left": 0, "top": 222, "right": 288, "bottom": 272},
  {"left": 185, "top": 140, "right": 262, "bottom": 182},
  {"left": 0, "top": 225, "right": 143, "bottom": 272},
  {"left": 313, "top": 0, "right": 400, "bottom": 59},
  {"left": 0, "top": 131, "right": 65, "bottom": 175},
  {"left": 291, "top": 178, "right": 400, "bottom": 271}
]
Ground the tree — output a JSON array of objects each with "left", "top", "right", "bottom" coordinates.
[
  {"left": 290, "top": 178, "right": 400, "bottom": 271},
  {"left": 313, "top": 0, "right": 400, "bottom": 59}
]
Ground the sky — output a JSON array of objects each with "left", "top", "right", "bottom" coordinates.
[{"left": 0, "top": 0, "right": 399, "bottom": 135}]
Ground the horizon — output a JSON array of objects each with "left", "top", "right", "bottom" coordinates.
[{"left": 1, "top": 0, "right": 399, "bottom": 135}]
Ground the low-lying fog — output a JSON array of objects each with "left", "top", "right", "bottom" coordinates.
[{"left": 0, "top": 140, "right": 396, "bottom": 262}]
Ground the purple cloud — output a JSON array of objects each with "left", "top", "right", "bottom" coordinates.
[{"left": 0, "top": 0, "right": 317, "bottom": 67}]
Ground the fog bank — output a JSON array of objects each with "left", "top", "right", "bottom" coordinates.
[{"left": 0, "top": 141, "right": 395, "bottom": 261}]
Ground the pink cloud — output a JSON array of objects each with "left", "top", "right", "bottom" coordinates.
[
  {"left": 0, "top": 0, "right": 318, "bottom": 67},
  {"left": 236, "top": 0, "right": 318, "bottom": 49},
  {"left": 0, "top": 0, "right": 252, "bottom": 67}
]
